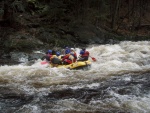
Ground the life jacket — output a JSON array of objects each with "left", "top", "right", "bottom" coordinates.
[
  {"left": 50, "top": 55, "right": 56, "bottom": 63},
  {"left": 70, "top": 51, "right": 77, "bottom": 62},
  {"left": 58, "top": 55, "right": 62, "bottom": 60},
  {"left": 50, "top": 55, "right": 61, "bottom": 65},
  {"left": 81, "top": 51, "right": 89, "bottom": 57},
  {"left": 62, "top": 54, "right": 72, "bottom": 64},
  {"left": 50, "top": 55, "right": 57, "bottom": 60},
  {"left": 45, "top": 53, "right": 52, "bottom": 61}
]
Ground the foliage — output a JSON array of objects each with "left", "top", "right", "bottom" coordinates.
[
  {"left": 11, "top": 0, "right": 25, "bottom": 12},
  {"left": 0, "top": 0, "right": 149, "bottom": 54}
]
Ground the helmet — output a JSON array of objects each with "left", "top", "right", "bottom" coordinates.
[
  {"left": 82, "top": 48, "right": 86, "bottom": 51},
  {"left": 48, "top": 50, "right": 52, "bottom": 53},
  {"left": 70, "top": 48, "right": 74, "bottom": 51},
  {"left": 56, "top": 51, "right": 60, "bottom": 56},
  {"left": 80, "top": 50, "right": 85, "bottom": 55},
  {"left": 65, "top": 50, "right": 70, "bottom": 54},
  {"left": 65, "top": 48, "right": 70, "bottom": 54}
]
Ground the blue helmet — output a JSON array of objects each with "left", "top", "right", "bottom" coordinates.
[
  {"left": 65, "top": 50, "right": 70, "bottom": 54},
  {"left": 48, "top": 50, "right": 52, "bottom": 53},
  {"left": 56, "top": 51, "right": 60, "bottom": 56},
  {"left": 80, "top": 50, "right": 85, "bottom": 55},
  {"left": 82, "top": 48, "right": 86, "bottom": 51},
  {"left": 65, "top": 48, "right": 70, "bottom": 54}
]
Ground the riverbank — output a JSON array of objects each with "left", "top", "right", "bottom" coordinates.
[{"left": 0, "top": 0, "right": 150, "bottom": 63}]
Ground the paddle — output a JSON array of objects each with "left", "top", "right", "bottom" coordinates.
[
  {"left": 90, "top": 56, "right": 96, "bottom": 62},
  {"left": 41, "top": 61, "right": 48, "bottom": 65}
]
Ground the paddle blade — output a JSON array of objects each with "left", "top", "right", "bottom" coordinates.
[
  {"left": 41, "top": 61, "right": 48, "bottom": 65},
  {"left": 91, "top": 57, "right": 96, "bottom": 61}
]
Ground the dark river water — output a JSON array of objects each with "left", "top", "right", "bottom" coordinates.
[{"left": 0, "top": 41, "right": 150, "bottom": 113}]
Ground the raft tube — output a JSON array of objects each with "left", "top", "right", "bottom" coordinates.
[{"left": 50, "top": 60, "right": 91, "bottom": 70}]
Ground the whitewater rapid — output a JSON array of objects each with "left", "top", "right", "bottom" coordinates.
[{"left": 0, "top": 41, "right": 150, "bottom": 113}]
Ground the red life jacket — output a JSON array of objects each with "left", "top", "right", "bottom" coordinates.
[
  {"left": 81, "top": 51, "right": 89, "bottom": 57},
  {"left": 73, "top": 52, "right": 77, "bottom": 62},
  {"left": 65, "top": 59, "right": 72, "bottom": 64},
  {"left": 62, "top": 54, "right": 72, "bottom": 64}
]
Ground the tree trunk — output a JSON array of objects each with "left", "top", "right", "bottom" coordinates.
[{"left": 111, "top": 0, "right": 120, "bottom": 29}]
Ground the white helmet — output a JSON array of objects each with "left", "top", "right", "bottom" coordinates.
[{"left": 70, "top": 48, "right": 74, "bottom": 51}]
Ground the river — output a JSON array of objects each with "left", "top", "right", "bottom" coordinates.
[{"left": 0, "top": 41, "right": 150, "bottom": 113}]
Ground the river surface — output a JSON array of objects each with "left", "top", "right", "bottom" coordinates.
[{"left": 0, "top": 41, "right": 150, "bottom": 113}]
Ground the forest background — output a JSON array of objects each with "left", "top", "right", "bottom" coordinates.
[{"left": 0, "top": 0, "right": 149, "bottom": 55}]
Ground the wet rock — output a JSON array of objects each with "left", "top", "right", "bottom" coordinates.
[
  {"left": 0, "top": 87, "right": 34, "bottom": 107},
  {"left": 10, "top": 52, "right": 29, "bottom": 62},
  {"left": 28, "top": 52, "right": 45, "bottom": 61},
  {"left": 4, "top": 33, "right": 43, "bottom": 51},
  {"left": 0, "top": 50, "right": 45, "bottom": 65},
  {"left": 0, "top": 59, "right": 20, "bottom": 65}
]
